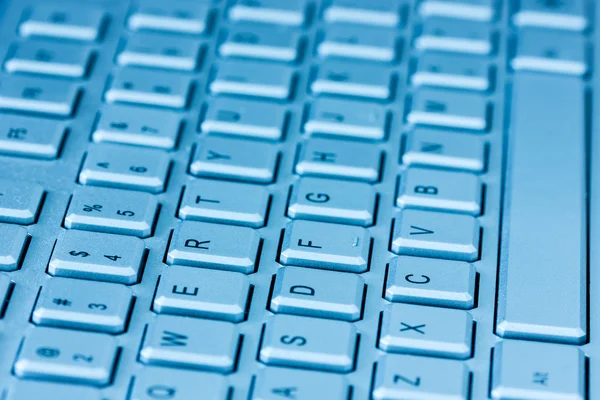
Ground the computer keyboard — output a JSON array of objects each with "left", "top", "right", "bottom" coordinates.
[{"left": 0, "top": 0, "right": 594, "bottom": 399}]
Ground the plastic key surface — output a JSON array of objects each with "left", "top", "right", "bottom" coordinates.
[
  {"left": 418, "top": 0, "right": 494, "bottom": 21},
  {"left": 254, "top": 367, "right": 348, "bottom": 400},
  {"left": 0, "top": 114, "right": 66, "bottom": 159},
  {"left": 415, "top": 17, "right": 492, "bottom": 55},
  {"left": 128, "top": 0, "right": 211, "bottom": 35},
  {"left": 5, "top": 40, "right": 92, "bottom": 78},
  {"left": 317, "top": 24, "right": 397, "bottom": 63},
  {"left": 219, "top": 25, "right": 300, "bottom": 63},
  {"left": 0, "top": 180, "right": 43, "bottom": 225},
  {"left": 130, "top": 367, "right": 229, "bottom": 400},
  {"left": 229, "top": 0, "right": 308, "bottom": 26},
  {"left": 8, "top": 381, "right": 102, "bottom": 400},
  {"left": 0, "top": 76, "right": 79, "bottom": 116},
  {"left": 323, "top": 0, "right": 402, "bottom": 27},
  {"left": 19, "top": 4, "right": 106, "bottom": 41},
  {"left": 117, "top": 32, "right": 202, "bottom": 71},
  {"left": 513, "top": 0, "right": 588, "bottom": 31},
  {"left": 0, "top": 224, "right": 27, "bottom": 271}
]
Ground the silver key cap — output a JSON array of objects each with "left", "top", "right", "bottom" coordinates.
[
  {"left": 0, "top": 180, "right": 43, "bottom": 224},
  {"left": 254, "top": 367, "right": 349, "bottom": 400},
  {"left": 318, "top": 25, "right": 397, "bottom": 62},
  {"left": 0, "top": 114, "right": 66, "bottom": 159},
  {"left": 229, "top": 0, "right": 307, "bottom": 26},
  {"left": 0, "top": 76, "right": 79, "bottom": 117},
  {"left": 106, "top": 68, "right": 192, "bottom": 109},
  {"left": 259, "top": 314, "right": 357, "bottom": 372},
  {"left": 129, "top": 0, "right": 211, "bottom": 35},
  {"left": 416, "top": 18, "right": 493, "bottom": 55},
  {"left": 140, "top": 315, "right": 239, "bottom": 373},
  {"left": 305, "top": 97, "right": 387, "bottom": 141},
  {"left": 0, "top": 224, "right": 28, "bottom": 271},
  {"left": 288, "top": 177, "right": 375, "bottom": 226},
  {"left": 117, "top": 32, "right": 202, "bottom": 71},
  {"left": 220, "top": 25, "right": 300, "bottom": 63},
  {"left": 296, "top": 138, "right": 382, "bottom": 182},
  {"left": 19, "top": 5, "right": 106, "bottom": 41},
  {"left": 373, "top": 354, "right": 469, "bottom": 400},
  {"left": 418, "top": 0, "right": 494, "bottom": 21},
  {"left": 8, "top": 381, "right": 102, "bottom": 400},
  {"left": 392, "top": 209, "right": 480, "bottom": 262},
  {"left": 167, "top": 221, "right": 260, "bottom": 274},
  {"left": 311, "top": 61, "right": 392, "bottom": 101},
  {"left": 324, "top": 0, "right": 402, "bottom": 27},
  {"left": 190, "top": 136, "right": 278, "bottom": 183},
  {"left": 491, "top": 340, "right": 585, "bottom": 400},
  {"left": 153, "top": 266, "right": 250, "bottom": 322},
  {"left": 280, "top": 220, "right": 370, "bottom": 273},
  {"left": 93, "top": 104, "right": 181, "bottom": 150},
  {"left": 48, "top": 230, "right": 145, "bottom": 284},
  {"left": 79, "top": 143, "right": 170, "bottom": 193},
  {"left": 202, "top": 97, "right": 287, "bottom": 141},
  {"left": 412, "top": 53, "right": 490, "bottom": 91},
  {"left": 271, "top": 266, "right": 364, "bottom": 321},
  {"left": 14, "top": 327, "right": 118, "bottom": 386},
  {"left": 64, "top": 186, "right": 158, "bottom": 238},
  {"left": 131, "top": 367, "right": 229, "bottom": 400},
  {"left": 513, "top": 0, "right": 587, "bottom": 31},
  {"left": 5, "top": 40, "right": 92, "bottom": 78},
  {"left": 385, "top": 256, "right": 476, "bottom": 309}
]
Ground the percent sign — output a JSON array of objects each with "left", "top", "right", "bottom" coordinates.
[{"left": 83, "top": 204, "right": 102, "bottom": 212}]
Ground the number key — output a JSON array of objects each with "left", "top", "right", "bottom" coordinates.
[{"left": 19, "top": 4, "right": 106, "bottom": 41}]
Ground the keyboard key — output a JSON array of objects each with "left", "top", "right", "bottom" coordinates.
[
  {"left": 7, "top": 381, "right": 102, "bottom": 400},
  {"left": 131, "top": 367, "right": 229, "bottom": 400},
  {"left": 220, "top": 25, "right": 300, "bottom": 63},
  {"left": 48, "top": 230, "right": 145, "bottom": 284},
  {"left": 317, "top": 25, "right": 397, "bottom": 62},
  {"left": 418, "top": 0, "right": 494, "bottom": 21},
  {"left": 79, "top": 143, "right": 170, "bottom": 193},
  {"left": 0, "top": 76, "right": 79, "bottom": 117},
  {"left": 190, "top": 136, "right": 278, "bottom": 183},
  {"left": 385, "top": 256, "right": 476, "bottom": 309},
  {"left": 373, "top": 354, "right": 469, "bottom": 400},
  {"left": 0, "top": 114, "right": 66, "bottom": 159},
  {"left": 64, "top": 186, "right": 158, "bottom": 238},
  {"left": 201, "top": 97, "right": 287, "bottom": 141},
  {"left": 167, "top": 221, "right": 260, "bottom": 274},
  {"left": 117, "top": 32, "right": 202, "bottom": 71},
  {"left": 280, "top": 220, "right": 370, "bottom": 273},
  {"left": 5, "top": 40, "right": 93, "bottom": 78},
  {"left": 513, "top": 0, "right": 587, "bottom": 31},
  {"left": 407, "top": 88, "right": 489, "bottom": 131},
  {"left": 270, "top": 266, "right": 364, "bottom": 321},
  {"left": 391, "top": 209, "right": 480, "bottom": 262},
  {"left": 259, "top": 314, "right": 357, "bottom": 372},
  {"left": 402, "top": 128, "right": 486, "bottom": 172},
  {"left": 129, "top": 0, "right": 211, "bottom": 35},
  {"left": 0, "top": 224, "right": 28, "bottom": 271},
  {"left": 140, "top": 315, "right": 240, "bottom": 373},
  {"left": 179, "top": 179, "right": 269, "bottom": 228},
  {"left": 153, "top": 266, "right": 250, "bottom": 322},
  {"left": 19, "top": 4, "right": 106, "bottom": 41},
  {"left": 397, "top": 168, "right": 482, "bottom": 215},
  {"left": 288, "top": 177, "right": 376, "bottom": 226},
  {"left": 210, "top": 61, "right": 294, "bottom": 101},
  {"left": 324, "top": 0, "right": 402, "bottom": 27},
  {"left": 304, "top": 97, "right": 387, "bottom": 141},
  {"left": 93, "top": 104, "right": 181, "bottom": 150},
  {"left": 415, "top": 18, "right": 493, "bottom": 55},
  {"left": 14, "top": 327, "right": 118, "bottom": 386},
  {"left": 254, "top": 367, "right": 349, "bottom": 400},
  {"left": 491, "top": 340, "right": 585, "bottom": 400},
  {"left": 412, "top": 53, "right": 490, "bottom": 91},
  {"left": 229, "top": 0, "right": 307, "bottom": 26},
  {"left": 106, "top": 68, "right": 192, "bottom": 109},
  {"left": 296, "top": 138, "right": 382, "bottom": 182},
  {"left": 0, "top": 180, "right": 43, "bottom": 224}
]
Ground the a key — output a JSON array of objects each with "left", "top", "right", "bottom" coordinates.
[
  {"left": 229, "top": 0, "right": 308, "bottom": 26},
  {"left": 179, "top": 179, "right": 269, "bottom": 228},
  {"left": 64, "top": 186, "right": 158, "bottom": 238},
  {"left": 14, "top": 326, "right": 118, "bottom": 386},
  {"left": 19, "top": 4, "right": 106, "bottom": 41},
  {"left": 323, "top": 0, "right": 402, "bottom": 27},
  {"left": 418, "top": 0, "right": 494, "bottom": 21},
  {"left": 412, "top": 53, "right": 490, "bottom": 91},
  {"left": 0, "top": 180, "right": 43, "bottom": 224},
  {"left": 0, "top": 113, "right": 66, "bottom": 159},
  {"left": 407, "top": 88, "right": 489, "bottom": 131},
  {"left": 79, "top": 143, "right": 170, "bottom": 193},
  {"left": 317, "top": 24, "right": 397, "bottom": 62},
  {"left": 280, "top": 220, "right": 370, "bottom": 273},
  {"left": 373, "top": 354, "right": 469, "bottom": 400},
  {"left": 220, "top": 25, "right": 300, "bottom": 63},
  {"left": 210, "top": 61, "right": 294, "bottom": 101},
  {"left": 311, "top": 60, "right": 392, "bottom": 101},
  {"left": 48, "top": 230, "right": 145, "bottom": 284},
  {"left": 106, "top": 68, "right": 192, "bottom": 109},
  {"left": 392, "top": 209, "right": 480, "bottom": 262},
  {"left": 496, "top": 74, "right": 586, "bottom": 345},
  {"left": 0, "top": 76, "right": 79, "bottom": 117},
  {"left": 259, "top": 314, "right": 357, "bottom": 372},
  {"left": 397, "top": 168, "right": 482, "bottom": 215},
  {"left": 140, "top": 315, "right": 240, "bottom": 373},
  {"left": 385, "top": 256, "right": 476, "bottom": 309},
  {"left": 131, "top": 367, "right": 229, "bottom": 400},
  {"left": 0, "top": 224, "right": 28, "bottom": 271},
  {"left": 190, "top": 136, "right": 278, "bottom": 183},
  {"left": 403, "top": 128, "right": 486, "bottom": 172},
  {"left": 93, "top": 104, "right": 181, "bottom": 150},
  {"left": 117, "top": 32, "right": 202, "bottom": 71},
  {"left": 128, "top": 0, "right": 211, "bottom": 35},
  {"left": 288, "top": 177, "right": 376, "bottom": 226},
  {"left": 304, "top": 97, "right": 388, "bottom": 141},
  {"left": 153, "top": 265, "right": 250, "bottom": 322},
  {"left": 491, "top": 340, "right": 585, "bottom": 400},
  {"left": 8, "top": 381, "right": 102, "bottom": 400},
  {"left": 270, "top": 266, "right": 364, "bottom": 321},
  {"left": 201, "top": 97, "right": 287, "bottom": 141},
  {"left": 512, "top": 29, "right": 587, "bottom": 76},
  {"left": 296, "top": 138, "right": 382, "bottom": 182},
  {"left": 167, "top": 221, "right": 260, "bottom": 274},
  {"left": 513, "top": 0, "right": 587, "bottom": 31},
  {"left": 5, "top": 40, "right": 93, "bottom": 78},
  {"left": 415, "top": 18, "right": 493, "bottom": 55},
  {"left": 254, "top": 367, "right": 349, "bottom": 400}
]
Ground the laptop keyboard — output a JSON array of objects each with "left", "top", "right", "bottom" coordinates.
[{"left": 0, "top": 0, "right": 594, "bottom": 399}]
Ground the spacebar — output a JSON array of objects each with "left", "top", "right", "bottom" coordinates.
[{"left": 496, "top": 73, "right": 587, "bottom": 345}]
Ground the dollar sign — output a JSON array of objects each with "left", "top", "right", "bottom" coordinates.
[{"left": 69, "top": 251, "right": 90, "bottom": 257}]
